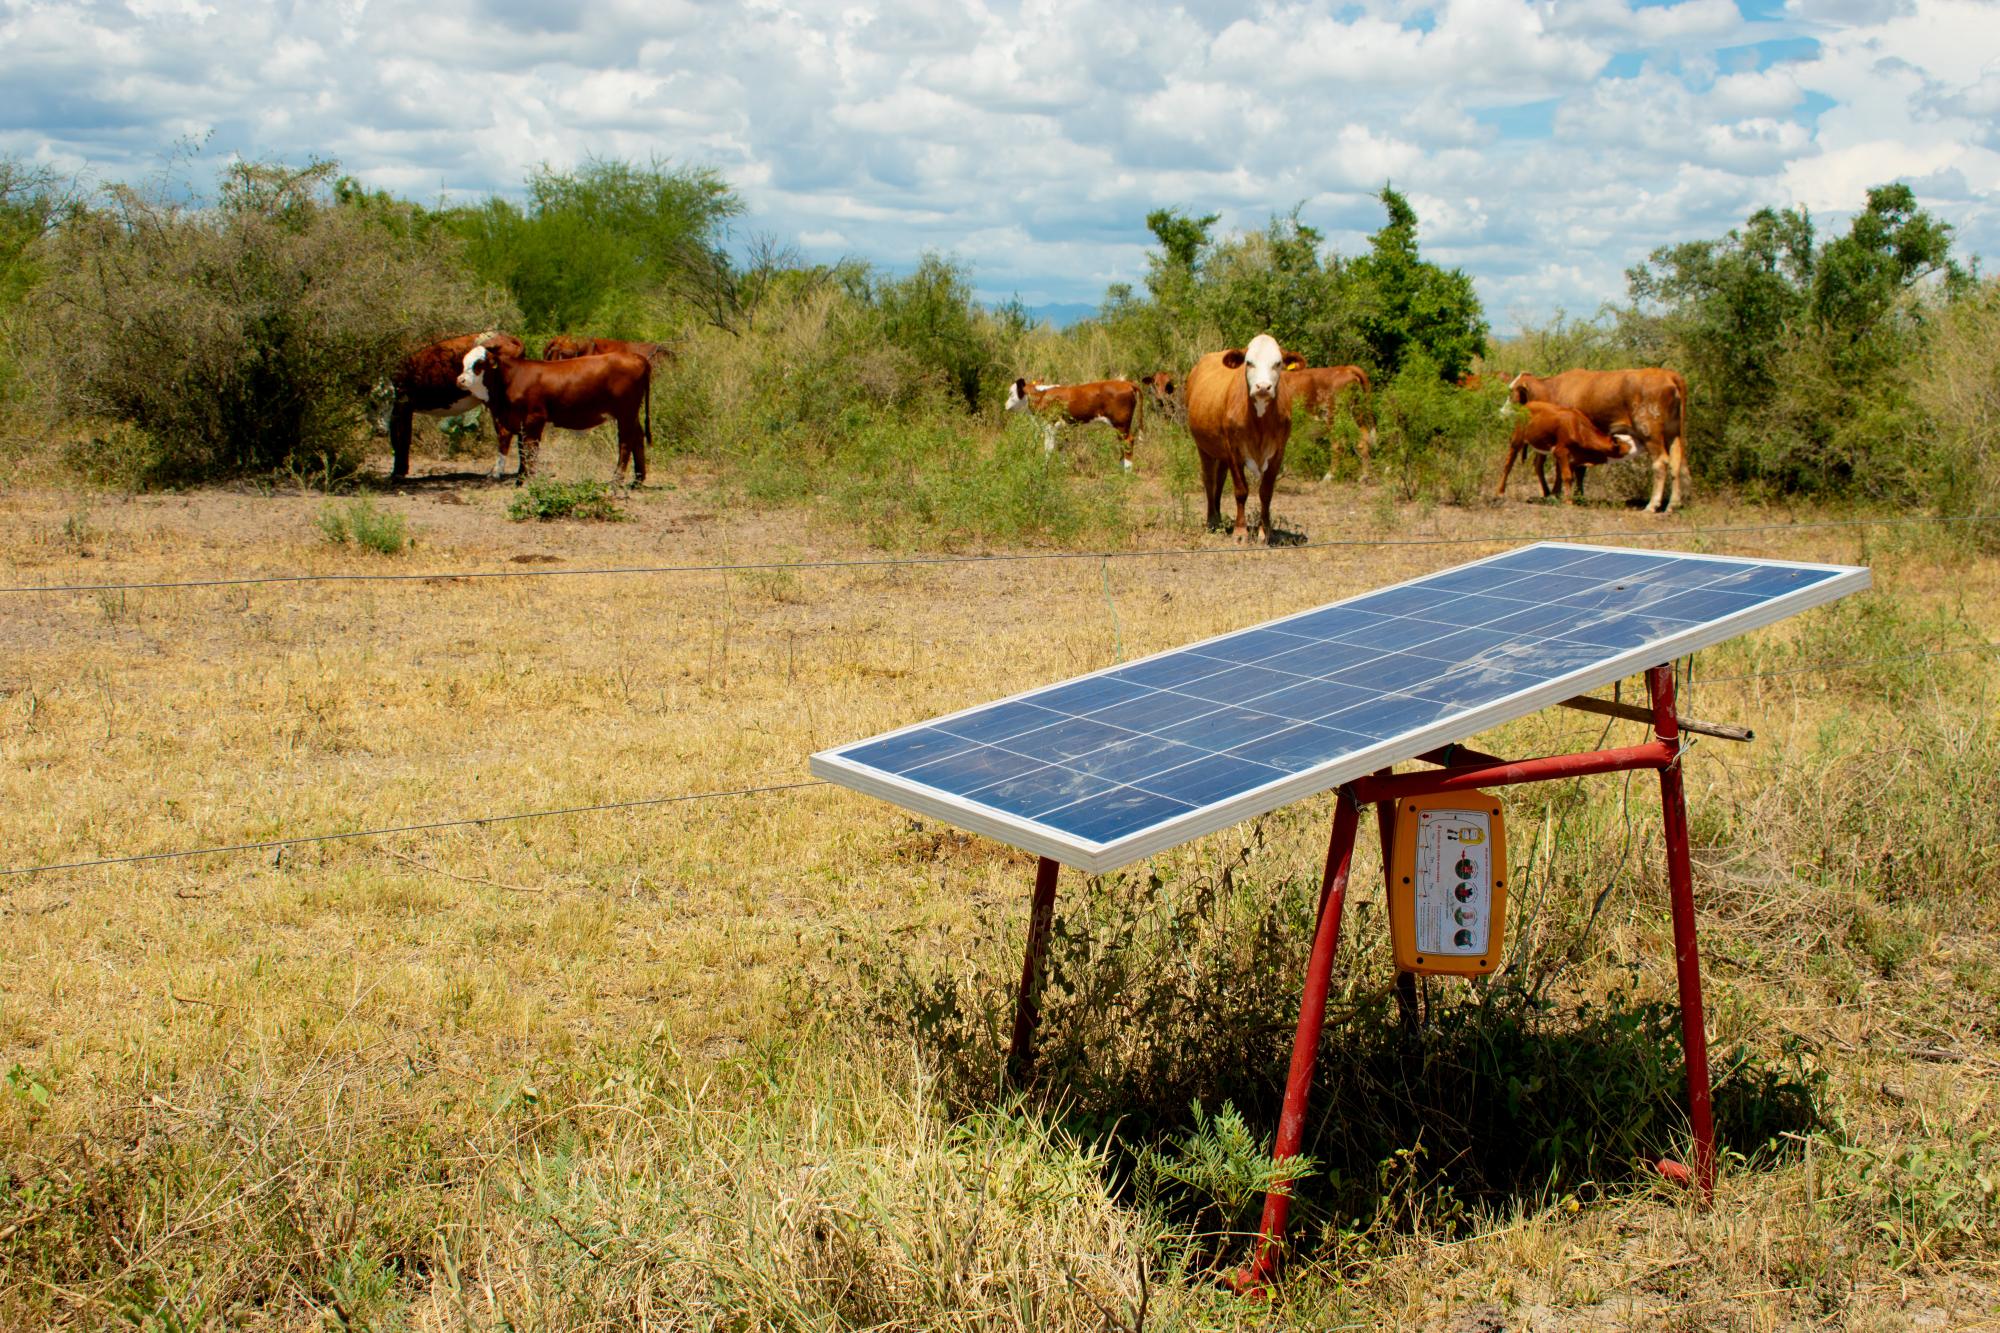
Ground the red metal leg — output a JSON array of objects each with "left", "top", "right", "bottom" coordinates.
[
  {"left": 1005, "top": 856, "right": 1062, "bottom": 1088},
  {"left": 1232, "top": 789, "right": 1364, "bottom": 1292},
  {"left": 1649, "top": 664, "right": 1716, "bottom": 1202}
]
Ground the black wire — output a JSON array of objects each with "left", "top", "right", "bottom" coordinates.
[
  {"left": 3, "top": 511, "right": 1989, "bottom": 597},
  {"left": 0, "top": 781, "right": 827, "bottom": 878}
]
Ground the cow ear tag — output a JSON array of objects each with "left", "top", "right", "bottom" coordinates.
[{"left": 1387, "top": 791, "right": 1509, "bottom": 977}]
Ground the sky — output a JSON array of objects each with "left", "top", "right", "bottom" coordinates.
[{"left": 3, "top": 0, "right": 1997, "bottom": 331}]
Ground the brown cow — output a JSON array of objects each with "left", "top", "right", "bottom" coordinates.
[
  {"left": 1185, "top": 334, "right": 1307, "bottom": 544},
  {"left": 1005, "top": 378, "right": 1144, "bottom": 469},
  {"left": 1496, "top": 401, "right": 1637, "bottom": 502},
  {"left": 1283, "top": 364, "right": 1377, "bottom": 479},
  {"left": 458, "top": 346, "right": 653, "bottom": 484},
  {"left": 386, "top": 331, "right": 523, "bottom": 479},
  {"left": 1140, "top": 370, "right": 1179, "bottom": 417},
  {"left": 1508, "top": 368, "right": 1689, "bottom": 512},
  {"left": 541, "top": 334, "right": 672, "bottom": 366}
]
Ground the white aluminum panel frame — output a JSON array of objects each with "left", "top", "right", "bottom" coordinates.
[{"left": 809, "top": 542, "right": 1870, "bottom": 873}]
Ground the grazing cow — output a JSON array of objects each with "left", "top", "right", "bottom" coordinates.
[
  {"left": 1496, "top": 401, "right": 1637, "bottom": 502},
  {"left": 386, "top": 331, "right": 524, "bottom": 479},
  {"left": 1508, "top": 368, "right": 1689, "bottom": 512},
  {"left": 1004, "top": 378, "right": 1144, "bottom": 469},
  {"left": 1184, "top": 334, "right": 1307, "bottom": 544},
  {"left": 541, "top": 334, "right": 672, "bottom": 367},
  {"left": 1283, "top": 365, "right": 1378, "bottom": 479},
  {"left": 457, "top": 346, "right": 653, "bottom": 484}
]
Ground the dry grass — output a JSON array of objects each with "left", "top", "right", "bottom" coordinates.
[{"left": 1, "top": 437, "right": 1997, "bottom": 1328}]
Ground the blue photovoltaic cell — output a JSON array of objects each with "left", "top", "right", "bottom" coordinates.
[{"left": 812, "top": 542, "right": 1868, "bottom": 871}]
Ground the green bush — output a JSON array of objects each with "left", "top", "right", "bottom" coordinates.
[
  {"left": 1372, "top": 351, "right": 1509, "bottom": 506},
  {"left": 315, "top": 498, "right": 408, "bottom": 554},
  {"left": 28, "top": 160, "right": 506, "bottom": 486},
  {"left": 507, "top": 477, "right": 629, "bottom": 523}
]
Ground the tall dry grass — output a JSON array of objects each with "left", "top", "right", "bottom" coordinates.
[{"left": 1, "top": 481, "right": 1997, "bottom": 1327}]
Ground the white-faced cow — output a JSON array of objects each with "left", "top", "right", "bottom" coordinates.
[
  {"left": 1005, "top": 378, "right": 1144, "bottom": 469},
  {"left": 1184, "top": 334, "right": 1307, "bottom": 544},
  {"left": 1496, "top": 401, "right": 1637, "bottom": 502},
  {"left": 386, "top": 331, "right": 523, "bottom": 479},
  {"left": 458, "top": 346, "right": 653, "bottom": 485},
  {"left": 1508, "top": 368, "right": 1689, "bottom": 512},
  {"left": 1283, "top": 364, "right": 1377, "bottom": 480}
]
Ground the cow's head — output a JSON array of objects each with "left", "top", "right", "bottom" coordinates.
[
  {"left": 1224, "top": 335, "right": 1304, "bottom": 417},
  {"left": 1507, "top": 372, "right": 1539, "bottom": 405},
  {"left": 458, "top": 345, "right": 500, "bottom": 402},
  {"left": 1005, "top": 378, "right": 1031, "bottom": 411},
  {"left": 1608, "top": 429, "right": 1639, "bottom": 461},
  {"left": 1146, "top": 371, "right": 1175, "bottom": 398}
]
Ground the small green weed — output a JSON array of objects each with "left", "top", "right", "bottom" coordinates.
[
  {"left": 315, "top": 498, "right": 408, "bottom": 554},
  {"left": 507, "top": 478, "right": 630, "bottom": 523},
  {"left": 1135, "top": 1098, "right": 1315, "bottom": 1240}
]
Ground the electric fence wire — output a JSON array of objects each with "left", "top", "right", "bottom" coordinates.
[
  {"left": 4, "top": 638, "right": 1995, "bottom": 880},
  {"left": 2, "top": 510, "right": 1990, "bottom": 598}
]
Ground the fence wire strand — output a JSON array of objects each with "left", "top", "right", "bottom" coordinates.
[
  {"left": 6, "top": 638, "right": 1996, "bottom": 879},
  {"left": 2, "top": 511, "right": 1989, "bottom": 597},
  {"left": 0, "top": 781, "right": 827, "bottom": 878}
]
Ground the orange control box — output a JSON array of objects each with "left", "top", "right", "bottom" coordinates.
[{"left": 1387, "top": 791, "right": 1509, "bottom": 977}]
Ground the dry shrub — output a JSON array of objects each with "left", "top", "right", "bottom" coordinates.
[{"left": 27, "top": 159, "right": 507, "bottom": 486}]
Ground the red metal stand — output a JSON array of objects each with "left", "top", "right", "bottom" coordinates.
[{"left": 1232, "top": 664, "right": 1715, "bottom": 1292}]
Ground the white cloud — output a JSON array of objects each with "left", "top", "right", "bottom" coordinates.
[{"left": 0, "top": 0, "right": 1996, "bottom": 327}]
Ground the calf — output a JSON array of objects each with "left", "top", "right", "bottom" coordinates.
[
  {"left": 542, "top": 334, "right": 672, "bottom": 367},
  {"left": 1497, "top": 401, "right": 1637, "bottom": 501},
  {"left": 1508, "top": 368, "right": 1688, "bottom": 512},
  {"left": 1184, "top": 334, "right": 1307, "bottom": 543},
  {"left": 1283, "top": 364, "right": 1377, "bottom": 479},
  {"left": 386, "top": 331, "right": 523, "bottom": 479},
  {"left": 1004, "top": 378, "right": 1144, "bottom": 469},
  {"left": 458, "top": 346, "right": 653, "bottom": 484}
]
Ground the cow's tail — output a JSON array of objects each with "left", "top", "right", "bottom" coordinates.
[{"left": 644, "top": 361, "right": 654, "bottom": 452}]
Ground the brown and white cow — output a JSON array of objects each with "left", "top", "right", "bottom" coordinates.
[
  {"left": 458, "top": 346, "right": 653, "bottom": 484},
  {"left": 1185, "top": 334, "right": 1307, "bottom": 544},
  {"left": 386, "top": 331, "right": 524, "bottom": 479},
  {"left": 541, "top": 334, "right": 672, "bottom": 367},
  {"left": 1507, "top": 368, "right": 1689, "bottom": 512},
  {"left": 1496, "top": 401, "right": 1637, "bottom": 502},
  {"left": 1005, "top": 378, "right": 1144, "bottom": 469},
  {"left": 1283, "top": 364, "right": 1377, "bottom": 479}
]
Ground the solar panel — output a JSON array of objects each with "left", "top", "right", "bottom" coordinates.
[{"left": 810, "top": 542, "right": 1869, "bottom": 872}]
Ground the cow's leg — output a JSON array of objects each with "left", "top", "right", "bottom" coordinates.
[
  {"left": 1647, "top": 442, "right": 1670, "bottom": 513},
  {"left": 1573, "top": 463, "right": 1588, "bottom": 502},
  {"left": 620, "top": 411, "right": 647, "bottom": 486},
  {"left": 1228, "top": 459, "right": 1251, "bottom": 544},
  {"left": 1118, "top": 428, "right": 1134, "bottom": 471},
  {"left": 390, "top": 400, "right": 414, "bottom": 480},
  {"left": 516, "top": 428, "right": 542, "bottom": 485},
  {"left": 1201, "top": 452, "right": 1224, "bottom": 531},
  {"left": 1256, "top": 456, "right": 1280, "bottom": 545},
  {"left": 1535, "top": 450, "right": 1554, "bottom": 498},
  {"left": 1496, "top": 439, "right": 1523, "bottom": 497},
  {"left": 1668, "top": 434, "right": 1688, "bottom": 512}
]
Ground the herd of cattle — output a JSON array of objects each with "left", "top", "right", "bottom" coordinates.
[{"left": 386, "top": 329, "right": 1690, "bottom": 537}]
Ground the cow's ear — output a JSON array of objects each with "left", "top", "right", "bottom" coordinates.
[
  {"left": 1013, "top": 377, "right": 1026, "bottom": 393},
  {"left": 1281, "top": 351, "right": 1306, "bottom": 372},
  {"left": 1221, "top": 349, "right": 1246, "bottom": 369}
]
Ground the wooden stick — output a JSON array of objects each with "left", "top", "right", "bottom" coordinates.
[{"left": 1558, "top": 694, "right": 1754, "bottom": 742}]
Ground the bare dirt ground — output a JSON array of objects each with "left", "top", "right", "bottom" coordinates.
[{"left": 2, "top": 436, "right": 1997, "bottom": 1327}]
